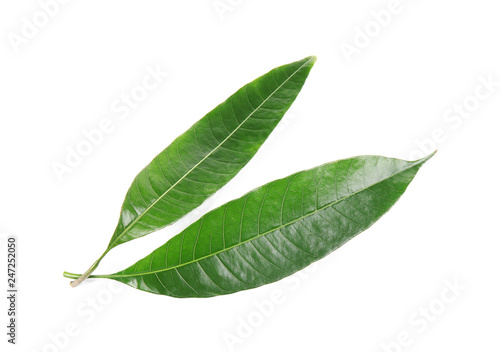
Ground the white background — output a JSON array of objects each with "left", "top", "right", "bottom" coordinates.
[{"left": 1, "top": 0, "right": 499, "bottom": 351}]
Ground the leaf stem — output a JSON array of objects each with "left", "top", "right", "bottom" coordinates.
[
  {"left": 63, "top": 272, "right": 81, "bottom": 279},
  {"left": 66, "top": 249, "right": 109, "bottom": 288},
  {"left": 63, "top": 271, "right": 110, "bottom": 279}
]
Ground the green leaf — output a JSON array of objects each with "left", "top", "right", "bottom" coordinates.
[
  {"left": 68, "top": 56, "right": 316, "bottom": 286},
  {"left": 68, "top": 153, "right": 434, "bottom": 297}
]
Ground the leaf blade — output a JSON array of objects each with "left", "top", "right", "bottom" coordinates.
[
  {"left": 107, "top": 56, "right": 317, "bottom": 249},
  {"left": 95, "top": 153, "right": 434, "bottom": 297}
]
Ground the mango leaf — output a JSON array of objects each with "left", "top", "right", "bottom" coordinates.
[
  {"left": 68, "top": 56, "right": 316, "bottom": 287},
  {"left": 65, "top": 153, "right": 434, "bottom": 297}
]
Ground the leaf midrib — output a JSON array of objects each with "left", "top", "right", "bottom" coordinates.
[
  {"left": 102, "top": 157, "right": 425, "bottom": 279},
  {"left": 108, "top": 57, "right": 316, "bottom": 249}
]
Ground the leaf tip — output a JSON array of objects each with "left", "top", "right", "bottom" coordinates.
[
  {"left": 303, "top": 56, "right": 317, "bottom": 67},
  {"left": 416, "top": 150, "right": 437, "bottom": 164}
]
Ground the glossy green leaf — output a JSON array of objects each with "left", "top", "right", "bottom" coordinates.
[
  {"left": 68, "top": 153, "right": 433, "bottom": 297},
  {"left": 68, "top": 56, "right": 316, "bottom": 286}
]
